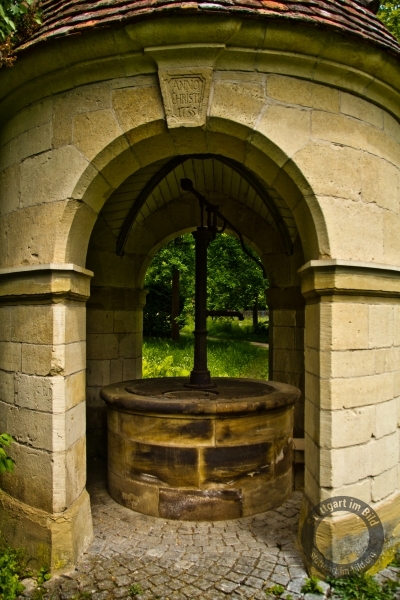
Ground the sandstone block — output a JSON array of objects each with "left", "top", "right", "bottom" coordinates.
[
  {"left": 369, "top": 304, "right": 394, "bottom": 349},
  {"left": 73, "top": 109, "right": 124, "bottom": 162},
  {"left": 0, "top": 342, "right": 21, "bottom": 372},
  {"left": 305, "top": 304, "right": 320, "bottom": 350},
  {"left": 317, "top": 196, "right": 384, "bottom": 263},
  {"left": 267, "top": 75, "right": 339, "bottom": 113},
  {"left": 66, "top": 436, "right": 87, "bottom": 506},
  {"left": 305, "top": 398, "right": 320, "bottom": 443},
  {"left": 330, "top": 349, "right": 375, "bottom": 379},
  {"left": 123, "top": 357, "right": 139, "bottom": 380},
  {"left": 361, "top": 153, "right": 399, "bottom": 212},
  {"left": 20, "top": 147, "right": 88, "bottom": 209},
  {"left": 320, "top": 443, "right": 371, "bottom": 487},
  {"left": 340, "top": 92, "right": 384, "bottom": 129},
  {"left": 87, "top": 310, "right": 113, "bottom": 334},
  {"left": 63, "top": 341, "right": 86, "bottom": 376},
  {"left": 110, "top": 359, "right": 123, "bottom": 384},
  {"left": 53, "top": 305, "right": 86, "bottom": 345},
  {"left": 375, "top": 399, "right": 398, "bottom": 439},
  {"left": 273, "top": 326, "right": 295, "bottom": 349},
  {"left": 384, "top": 112, "right": 400, "bottom": 145},
  {"left": 2, "top": 402, "right": 52, "bottom": 451},
  {"left": 10, "top": 305, "right": 53, "bottom": 344},
  {"left": 0, "top": 370, "right": 14, "bottom": 405},
  {"left": 112, "top": 85, "right": 165, "bottom": 136},
  {"left": 87, "top": 359, "right": 111, "bottom": 387},
  {"left": 113, "top": 311, "right": 137, "bottom": 334},
  {"left": 0, "top": 440, "right": 53, "bottom": 511},
  {"left": 369, "top": 432, "right": 398, "bottom": 476},
  {"left": 321, "top": 478, "right": 371, "bottom": 504},
  {"left": 65, "top": 402, "right": 86, "bottom": 450},
  {"left": 329, "top": 372, "right": 394, "bottom": 410},
  {"left": 294, "top": 143, "right": 362, "bottom": 201},
  {"left": 87, "top": 333, "right": 118, "bottom": 360},
  {"left": 0, "top": 164, "right": 19, "bottom": 217},
  {"left": 255, "top": 104, "right": 311, "bottom": 164},
  {"left": 371, "top": 466, "right": 398, "bottom": 502},
  {"left": 325, "top": 302, "right": 369, "bottom": 351},
  {"left": 320, "top": 406, "right": 375, "bottom": 449},
  {"left": 210, "top": 80, "right": 266, "bottom": 129},
  {"left": 1, "top": 98, "right": 52, "bottom": 148},
  {"left": 274, "top": 309, "right": 297, "bottom": 327},
  {"left": 384, "top": 212, "right": 400, "bottom": 266},
  {"left": 0, "top": 306, "right": 11, "bottom": 341}
]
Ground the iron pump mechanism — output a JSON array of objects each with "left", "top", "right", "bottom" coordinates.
[{"left": 180, "top": 178, "right": 266, "bottom": 390}]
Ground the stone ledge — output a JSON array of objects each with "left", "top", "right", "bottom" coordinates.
[
  {"left": 299, "top": 260, "right": 400, "bottom": 299},
  {"left": 0, "top": 264, "right": 93, "bottom": 302}
]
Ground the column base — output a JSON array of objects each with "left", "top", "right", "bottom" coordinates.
[
  {"left": 299, "top": 492, "right": 400, "bottom": 578},
  {"left": 0, "top": 489, "right": 93, "bottom": 572}
]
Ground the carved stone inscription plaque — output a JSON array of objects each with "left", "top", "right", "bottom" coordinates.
[{"left": 159, "top": 69, "right": 212, "bottom": 128}]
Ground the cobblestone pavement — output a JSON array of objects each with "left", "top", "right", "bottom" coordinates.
[{"left": 20, "top": 460, "right": 400, "bottom": 600}]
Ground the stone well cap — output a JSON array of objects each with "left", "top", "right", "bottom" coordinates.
[
  {"left": 19, "top": 0, "right": 400, "bottom": 58},
  {"left": 100, "top": 377, "right": 300, "bottom": 416}
]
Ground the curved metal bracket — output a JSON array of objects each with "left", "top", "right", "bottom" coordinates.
[{"left": 116, "top": 154, "right": 294, "bottom": 257}]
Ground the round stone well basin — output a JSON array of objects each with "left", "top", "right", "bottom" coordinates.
[{"left": 100, "top": 378, "right": 300, "bottom": 521}]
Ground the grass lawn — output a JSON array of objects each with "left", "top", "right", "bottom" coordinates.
[{"left": 143, "top": 333, "right": 269, "bottom": 380}]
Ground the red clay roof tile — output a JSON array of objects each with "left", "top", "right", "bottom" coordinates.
[{"left": 18, "top": 0, "right": 400, "bottom": 57}]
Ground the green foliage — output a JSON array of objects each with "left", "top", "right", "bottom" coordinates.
[
  {"left": 0, "top": 0, "right": 41, "bottom": 67},
  {"left": 267, "top": 584, "right": 285, "bottom": 596},
  {"left": 0, "top": 547, "right": 25, "bottom": 600},
  {"left": 142, "top": 354, "right": 190, "bottom": 378},
  {"left": 143, "top": 334, "right": 269, "bottom": 380},
  {"left": 207, "top": 234, "right": 268, "bottom": 313},
  {"left": 144, "top": 234, "right": 268, "bottom": 337},
  {"left": 327, "top": 573, "right": 399, "bottom": 600},
  {"left": 378, "top": 1, "right": 400, "bottom": 40},
  {"left": 129, "top": 583, "right": 143, "bottom": 596},
  {"left": 181, "top": 316, "right": 269, "bottom": 343},
  {"left": 0, "top": 434, "right": 15, "bottom": 477},
  {"left": 36, "top": 566, "right": 50, "bottom": 585},
  {"left": 301, "top": 576, "right": 324, "bottom": 595}
]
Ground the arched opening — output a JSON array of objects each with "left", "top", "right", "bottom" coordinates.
[{"left": 85, "top": 153, "right": 306, "bottom": 496}]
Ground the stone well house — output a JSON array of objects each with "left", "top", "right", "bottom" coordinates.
[{"left": 0, "top": 0, "right": 400, "bottom": 572}]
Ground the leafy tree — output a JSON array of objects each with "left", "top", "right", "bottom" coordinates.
[
  {"left": 378, "top": 1, "right": 400, "bottom": 40},
  {"left": 0, "top": 0, "right": 41, "bottom": 68},
  {"left": 144, "top": 233, "right": 268, "bottom": 336},
  {"left": 208, "top": 234, "right": 267, "bottom": 313}
]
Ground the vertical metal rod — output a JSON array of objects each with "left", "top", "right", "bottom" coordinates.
[{"left": 187, "top": 227, "right": 215, "bottom": 388}]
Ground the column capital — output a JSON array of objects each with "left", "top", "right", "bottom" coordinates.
[
  {"left": 0, "top": 264, "right": 93, "bottom": 303},
  {"left": 299, "top": 259, "right": 400, "bottom": 300}
]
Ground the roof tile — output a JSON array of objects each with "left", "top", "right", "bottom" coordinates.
[{"left": 18, "top": 0, "right": 400, "bottom": 57}]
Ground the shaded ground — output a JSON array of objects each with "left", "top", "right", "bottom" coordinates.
[{"left": 19, "top": 461, "right": 400, "bottom": 600}]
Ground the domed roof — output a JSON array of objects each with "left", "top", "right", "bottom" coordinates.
[{"left": 20, "top": 0, "right": 400, "bottom": 57}]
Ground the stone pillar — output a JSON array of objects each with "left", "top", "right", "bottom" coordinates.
[
  {"left": 86, "top": 287, "right": 147, "bottom": 458},
  {"left": 0, "top": 264, "right": 93, "bottom": 570},
  {"left": 267, "top": 286, "right": 305, "bottom": 439},
  {"left": 300, "top": 260, "right": 400, "bottom": 569}
]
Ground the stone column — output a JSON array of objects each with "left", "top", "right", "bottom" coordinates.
[
  {"left": 86, "top": 287, "right": 147, "bottom": 458},
  {"left": 0, "top": 264, "right": 93, "bottom": 570},
  {"left": 267, "top": 286, "right": 305, "bottom": 439},
  {"left": 300, "top": 260, "right": 400, "bottom": 569}
]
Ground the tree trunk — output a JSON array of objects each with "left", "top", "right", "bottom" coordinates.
[
  {"left": 252, "top": 296, "right": 258, "bottom": 331},
  {"left": 171, "top": 269, "right": 180, "bottom": 340}
]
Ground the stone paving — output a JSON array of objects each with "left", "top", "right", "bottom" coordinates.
[{"left": 19, "top": 460, "right": 399, "bottom": 600}]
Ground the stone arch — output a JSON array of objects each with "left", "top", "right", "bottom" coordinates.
[
  {"left": 62, "top": 123, "right": 328, "bottom": 270},
  {"left": 85, "top": 146, "right": 307, "bottom": 466}
]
